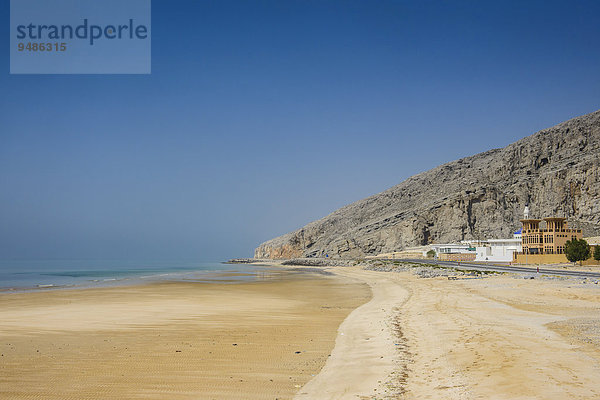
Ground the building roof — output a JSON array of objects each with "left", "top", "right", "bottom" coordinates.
[{"left": 431, "top": 243, "right": 471, "bottom": 248}]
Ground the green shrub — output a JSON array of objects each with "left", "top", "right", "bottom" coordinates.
[{"left": 565, "top": 239, "right": 591, "bottom": 265}]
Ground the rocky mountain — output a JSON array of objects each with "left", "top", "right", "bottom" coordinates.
[{"left": 255, "top": 110, "right": 600, "bottom": 259}]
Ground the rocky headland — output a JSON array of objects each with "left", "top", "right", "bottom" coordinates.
[{"left": 256, "top": 110, "right": 600, "bottom": 259}]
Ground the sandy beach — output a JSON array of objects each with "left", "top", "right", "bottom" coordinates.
[
  {"left": 0, "top": 271, "right": 370, "bottom": 399},
  {"left": 295, "top": 266, "right": 600, "bottom": 399},
  {"left": 2, "top": 264, "right": 600, "bottom": 399}
]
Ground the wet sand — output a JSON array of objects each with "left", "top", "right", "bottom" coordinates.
[{"left": 0, "top": 272, "right": 370, "bottom": 399}]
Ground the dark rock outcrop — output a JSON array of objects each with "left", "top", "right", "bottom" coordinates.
[{"left": 256, "top": 110, "right": 600, "bottom": 259}]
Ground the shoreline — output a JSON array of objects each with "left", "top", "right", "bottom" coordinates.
[{"left": 0, "top": 261, "right": 277, "bottom": 293}]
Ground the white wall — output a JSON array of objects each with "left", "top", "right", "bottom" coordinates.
[{"left": 475, "top": 240, "right": 521, "bottom": 262}]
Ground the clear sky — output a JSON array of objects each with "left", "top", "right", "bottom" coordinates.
[{"left": 1, "top": 0, "right": 599, "bottom": 261}]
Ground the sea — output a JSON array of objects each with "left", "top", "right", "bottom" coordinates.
[{"left": 0, "top": 259, "right": 272, "bottom": 292}]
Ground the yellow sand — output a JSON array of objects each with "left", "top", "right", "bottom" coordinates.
[
  {"left": 3, "top": 264, "right": 600, "bottom": 400},
  {"left": 0, "top": 274, "right": 370, "bottom": 400}
]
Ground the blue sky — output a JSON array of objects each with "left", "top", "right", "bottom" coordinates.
[{"left": 1, "top": 0, "right": 599, "bottom": 261}]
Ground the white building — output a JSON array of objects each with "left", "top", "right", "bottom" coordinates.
[
  {"left": 429, "top": 243, "right": 475, "bottom": 255},
  {"left": 427, "top": 230, "right": 523, "bottom": 263},
  {"left": 475, "top": 238, "right": 522, "bottom": 263}
]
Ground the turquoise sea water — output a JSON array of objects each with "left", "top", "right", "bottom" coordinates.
[{"left": 0, "top": 260, "right": 269, "bottom": 292}]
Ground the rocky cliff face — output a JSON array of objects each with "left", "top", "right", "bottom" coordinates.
[{"left": 255, "top": 110, "right": 600, "bottom": 259}]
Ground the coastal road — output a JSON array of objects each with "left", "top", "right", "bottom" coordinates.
[{"left": 379, "top": 258, "right": 600, "bottom": 279}]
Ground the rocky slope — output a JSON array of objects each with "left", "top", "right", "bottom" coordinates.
[{"left": 256, "top": 110, "right": 600, "bottom": 259}]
